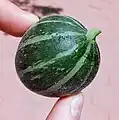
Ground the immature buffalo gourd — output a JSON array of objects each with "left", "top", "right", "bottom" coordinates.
[{"left": 15, "top": 15, "right": 101, "bottom": 97}]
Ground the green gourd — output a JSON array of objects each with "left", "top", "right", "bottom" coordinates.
[{"left": 15, "top": 15, "right": 101, "bottom": 97}]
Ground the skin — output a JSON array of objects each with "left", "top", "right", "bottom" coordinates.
[{"left": 0, "top": 0, "right": 84, "bottom": 120}]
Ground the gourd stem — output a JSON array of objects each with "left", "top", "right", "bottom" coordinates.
[{"left": 86, "top": 28, "right": 102, "bottom": 41}]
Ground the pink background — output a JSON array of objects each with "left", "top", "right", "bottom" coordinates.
[{"left": 0, "top": 0, "right": 119, "bottom": 119}]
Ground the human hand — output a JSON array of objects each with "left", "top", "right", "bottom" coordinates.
[{"left": 0, "top": 0, "right": 84, "bottom": 119}]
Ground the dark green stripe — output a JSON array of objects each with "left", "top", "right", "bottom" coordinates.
[
  {"left": 19, "top": 44, "right": 78, "bottom": 77},
  {"left": 39, "top": 15, "right": 87, "bottom": 31},
  {"left": 69, "top": 43, "right": 95, "bottom": 94},
  {"left": 38, "top": 40, "right": 93, "bottom": 94},
  {"left": 18, "top": 31, "right": 82, "bottom": 50}
]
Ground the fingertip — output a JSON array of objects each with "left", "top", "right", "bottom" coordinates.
[
  {"left": 70, "top": 93, "right": 84, "bottom": 119},
  {"left": 0, "top": 0, "right": 39, "bottom": 37},
  {"left": 21, "top": 11, "right": 39, "bottom": 25},
  {"left": 12, "top": 11, "right": 39, "bottom": 37},
  {"left": 46, "top": 93, "right": 84, "bottom": 120}
]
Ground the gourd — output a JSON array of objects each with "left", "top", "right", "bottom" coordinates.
[{"left": 15, "top": 15, "right": 101, "bottom": 97}]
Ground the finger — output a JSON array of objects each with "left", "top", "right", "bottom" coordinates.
[
  {"left": 0, "top": 0, "right": 39, "bottom": 37},
  {"left": 46, "top": 93, "right": 84, "bottom": 120}
]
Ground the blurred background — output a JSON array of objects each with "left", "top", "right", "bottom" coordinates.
[{"left": 0, "top": 0, "right": 119, "bottom": 120}]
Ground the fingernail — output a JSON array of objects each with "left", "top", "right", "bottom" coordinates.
[
  {"left": 22, "top": 11, "right": 39, "bottom": 23},
  {"left": 70, "top": 94, "right": 83, "bottom": 119}
]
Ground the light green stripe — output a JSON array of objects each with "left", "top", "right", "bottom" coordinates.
[
  {"left": 32, "top": 17, "right": 85, "bottom": 30},
  {"left": 69, "top": 44, "right": 95, "bottom": 94},
  {"left": 31, "top": 75, "right": 41, "bottom": 81},
  {"left": 65, "top": 16, "right": 87, "bottom": 30},
  {"left": 37, "top": 20, "right": 78, "bottom": 27},
  {"left": 70, "top": 61, "right": 94, "bottom": 94},
  {"left": 19, "top": 44, "right": 78, "bottom": 77},
  {"left": 40, "top": 41, "right": 92, "bottom": 93},
  {"left": 18, "top": 31, "right": 81, "bottom": 50}
]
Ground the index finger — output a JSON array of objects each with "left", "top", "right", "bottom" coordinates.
[{"left": 0, "top": 0, "right": 39, "bottom": 37}]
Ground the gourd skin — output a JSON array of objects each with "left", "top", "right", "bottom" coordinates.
[{"left": 15, "top": 15, "right": 101, "bottom": 97}]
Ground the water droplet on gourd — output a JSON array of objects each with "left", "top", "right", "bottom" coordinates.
[{"left": 42, "top": 31, "right": 45, "bottom": 34}]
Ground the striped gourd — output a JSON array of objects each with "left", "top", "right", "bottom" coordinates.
[{"left": 15, "top": 15, "right": 101, "bottom": 97}]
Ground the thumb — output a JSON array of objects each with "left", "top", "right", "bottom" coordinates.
[
  {"left": 0, "top": 0, "right": 39, "bottom": 37},
  {"left": 46, "top": 93, "right": 84, "bottom": 120}
]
